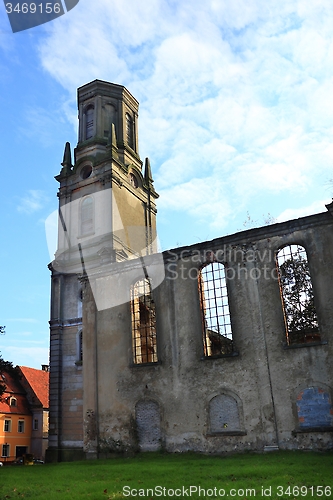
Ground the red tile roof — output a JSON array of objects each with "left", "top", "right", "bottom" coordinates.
[
  {"left": 18, "top": 366, "right": 49, "bottom": 409},
  {"left": 0, "top": 371, "right": 31, "bottom": 415}
]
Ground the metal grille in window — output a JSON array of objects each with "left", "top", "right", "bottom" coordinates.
[
  {"left": 131, "top": 278, "right": 157, "bottom": 364},
  {"left": 199, "top": 262, "right": 234, "bottom": 357},
  {"left": 276, "top": 244, "right": 320, "bottom": 345}
]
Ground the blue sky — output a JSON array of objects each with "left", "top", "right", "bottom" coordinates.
[{"left": 1, "top": 0, "right": 333, "bottom": 368}]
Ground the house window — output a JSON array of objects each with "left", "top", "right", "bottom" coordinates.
[
  {"left": 131, "top": 278, "right": 157, "bottom": 364},
  {"left": 33, "top": 419, "right": 39, "bottom": 431},
  {"left": 125, "top": 113, "right": 134, "bottom": 150},
  {"left": 85, "top": 106, "right": 94, "bottom": 140},
  {"left": 4, "top": 419, "right": 11, "bottom": 432},
  {"left": 199, "top": 262, "right": 234, "bottom": 357},
  {"left": 18, "top": 420, "right": 25, "bottom": 433},
  {"left": 276, "top": 244, "right": 320, "bottom": 345},
  {"left": 81, "top": 197, "right": 94, "bottom": 236},
  {"left": 2, "top": 444, "right": 9, "bottom": 458},
  {"left": 10, "top": 397, "right": 17, "bottom": 407}
]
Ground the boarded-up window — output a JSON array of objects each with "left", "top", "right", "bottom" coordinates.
[
  {"left": 131, "top": 278, "right": 157, "bottom": 364},
  {"left": 209, "top": 394, "right": 241, "bottom": 433},
  {"left": 276, "top": 245, "right": 320, "bottom": 345},
  {"left": 199, "top": 262, "right": 234, "bottom": 357},
  {"left": 135, "top": 400, "right": 161, "bottom": 451}
]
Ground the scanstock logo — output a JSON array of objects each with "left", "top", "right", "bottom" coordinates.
[
  {"left": 4, "top": 0, "right": 80, "bottom": 33},
  {"left": 45, "top": 189, "right": 165, "bottom": 311}
]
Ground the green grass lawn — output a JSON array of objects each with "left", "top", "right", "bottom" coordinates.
[{"left": 0, "top": 451, "right": 332, "bottom": 500}]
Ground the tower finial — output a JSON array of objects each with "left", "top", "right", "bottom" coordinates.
[
  {"left": 144, "top": 157, "right": 153, "bottom": 183},
  {"left": 60, "top": 142, "right": 73, "bottom": 176}
]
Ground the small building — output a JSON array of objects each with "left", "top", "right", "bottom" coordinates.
[
  {"left": 0, "top": 371, "right": 32, "bottom": 463},
  {"left": 17, "top": 366, "right": 49, "bottom": 460}
]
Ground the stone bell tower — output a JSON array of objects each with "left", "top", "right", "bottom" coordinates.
[{"left": 46, "top": 80, "right": 158, "bottom": 462}]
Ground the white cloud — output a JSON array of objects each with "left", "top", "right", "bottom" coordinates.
[
  {"left": 37, "top": 0, "right": 333, "bottom": 232},
  {"left": 17, "top": 190, "right": 48, "bottom": 215},
  {"left": 0, "top": 346, "right": 49, "bottom": 368},
  {"left": 276, "top": 199, "right": 331, "bottom": 223}
]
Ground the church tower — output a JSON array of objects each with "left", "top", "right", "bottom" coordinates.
[{"left": 47, "top": 80, "right": 158, "bottom": 462}]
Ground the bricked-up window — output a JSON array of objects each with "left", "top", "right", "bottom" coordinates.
[
  {"left": 276, "top": 244, "right": 320, "bottom": 345},
  {"left": 199, "top": 262, "right": 234, "bottom": 357},
  {"left": 297, "top": 387, "right": 333, "bottom": 429},
  {"left": 209, "top": 394, "right": 241, "bottom": 433},
  {"left": 131, "top": 278, "right": 157, "bottom": 364}
]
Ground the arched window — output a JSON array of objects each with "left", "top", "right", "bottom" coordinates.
[
  {"left": 125, "top": 112, "right": 134, "bottom": 150},
  {"left": 198, "top": 262, "right": 234, "bottom": 357},
  {"left": 131, "top": 278, "right": 157, "bottom": 364},
  {"left": 209, "top": 393, "right": 242, "bottom": 434},
  {"left": 81, "top": 197, "right": 94, "bottom": 236},
  {"left": 85, "top": 106, "right": 94, "bottom": 140},
  {"left": 276, "top": 244, "right": 320, "bottom": 345}
]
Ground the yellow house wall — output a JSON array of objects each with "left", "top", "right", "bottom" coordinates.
[{"left": 0, "top": 414, "right": 32, "bottom": 462}]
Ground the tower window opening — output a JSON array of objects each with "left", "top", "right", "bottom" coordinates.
[
  {"left": 85, "top": 106, "right": 94, "bottom": 140},
  {"left": 276, "top": 244, "right": 320, "bottom": 345},
  {"left": 199, "top": 262, "right": 234, "bottom": 357},
  {"left": 81, "top": 197, "right": 94, "bottom": 236},
  {"left": 131, "top": 278, "right": 157, "bottom": 364},
  {"left": 126, "top": 113, "right": 134, "bottom": 150}
]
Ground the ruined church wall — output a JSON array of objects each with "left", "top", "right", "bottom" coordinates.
[{"left": 88, "top": 212, "right": 333, "bottom": 455}]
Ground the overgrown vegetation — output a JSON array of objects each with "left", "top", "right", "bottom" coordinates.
[
  {"left": 0, "top": 451, "right": 332, "bottom": 499},
  {"left": 0, "top": 328, "right": 16, "bottom": 398}
]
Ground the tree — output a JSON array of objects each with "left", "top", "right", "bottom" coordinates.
[
  {"left": 0, "top": 326, "right": 15, "bottom": 398},
  {"left": 279, "top": 254, "right": 319, "bottom": 344}
]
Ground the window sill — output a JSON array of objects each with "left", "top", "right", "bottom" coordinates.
[
  {"left": 293, "top": 427, "right": 333, "bottom": 434},
  {"left": 201, "top": 351, "right": 239, "bottom": 360},
  {"left": 131, "top": 361, "right": 161, "bottom": 368},
  {"left": 207, "top": 430, "right": 247, "bottom": 437},
  {"left": 283, "top": 340, "right": 327, "bottom": 350}
]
